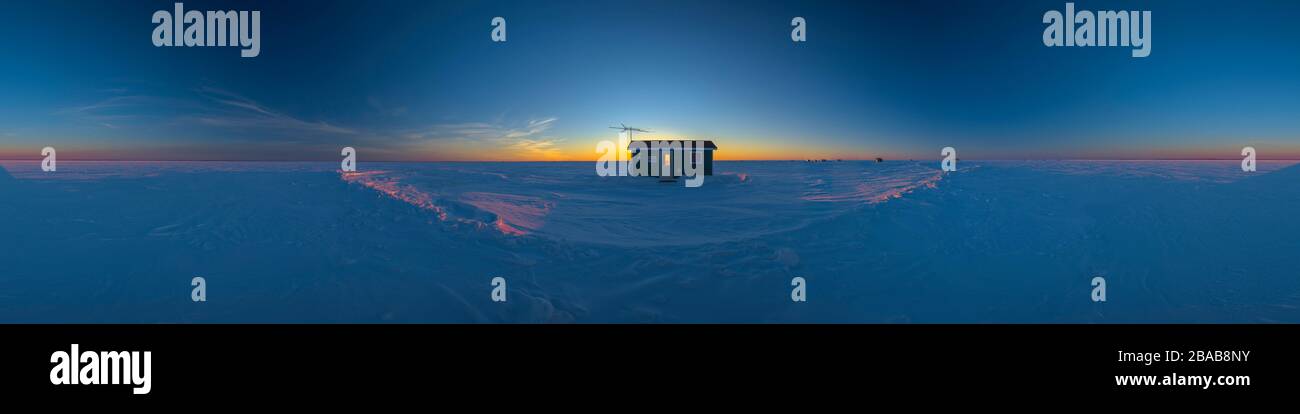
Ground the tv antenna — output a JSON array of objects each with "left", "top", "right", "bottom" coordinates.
[{"left": 609, "top": 123, "right": 652, "bottom": 139}]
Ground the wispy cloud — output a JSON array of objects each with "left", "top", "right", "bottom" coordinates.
[
  {"left": 402, "top": 117, "right": 557, "bottom": 141},
  {"left": 56, "top": 85, "right": 565, "bottom": 160},
  {"left": 194, "top": 87, "right": 357, "bottom": 135},
  {"left": 60, "top": 86, "right": 356, "bottom": 137},
  {"left": 367, "top": 96, "right": 408, "bottom": 117},
  {"left": 397, "top": 117, "right": 565, "bottom": 159},
  {"left": 59, "top": 95, "right": 191, "bottom": 120}
]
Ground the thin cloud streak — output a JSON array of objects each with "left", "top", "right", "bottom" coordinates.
[{"left": 53, "top": 86, "right": 566, "bottom": 161}]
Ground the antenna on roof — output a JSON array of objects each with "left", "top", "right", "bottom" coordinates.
[{"left": 609, "top": 123, "right": 652, "bottom": 138}]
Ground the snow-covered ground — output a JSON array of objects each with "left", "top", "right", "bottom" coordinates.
[{"left": 1, "top": 159, "right": 1297, "bottom": 322}]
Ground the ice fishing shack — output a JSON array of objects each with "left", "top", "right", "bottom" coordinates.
[{"left": 626, "top": 140, "right": 717, "bottom": 179}]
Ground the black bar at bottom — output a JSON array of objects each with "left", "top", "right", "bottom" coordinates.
[{"left": 2, "top": 324, "right": 1295, "bottom": 401}]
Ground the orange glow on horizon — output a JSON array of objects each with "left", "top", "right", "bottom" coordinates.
[{"left": 4, "top": 140, "right": 1300, "bottom": 162}]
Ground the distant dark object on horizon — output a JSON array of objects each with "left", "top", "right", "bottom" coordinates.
[
  {"left": 875, "top": 157, "right": 884, "bottom": 163},
  {"left": 803, "top": 159, "right": 851, "bottom": 163}
]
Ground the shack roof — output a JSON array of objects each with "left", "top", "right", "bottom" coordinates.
[{"left": 627, "top": 140, "right": 718, "bottom": 150}]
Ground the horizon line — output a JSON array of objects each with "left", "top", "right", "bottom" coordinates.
[{"left": 3, "top": 158, "right": 1300, "bottom": 163}]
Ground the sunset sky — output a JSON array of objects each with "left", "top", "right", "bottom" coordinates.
[{"left": 1, "top": 0, "right": 1298, "bottom": 161}]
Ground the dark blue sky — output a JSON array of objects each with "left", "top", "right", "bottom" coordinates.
[{"left": 1, "top": 0, "right": 1297, "bottom": 160}]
